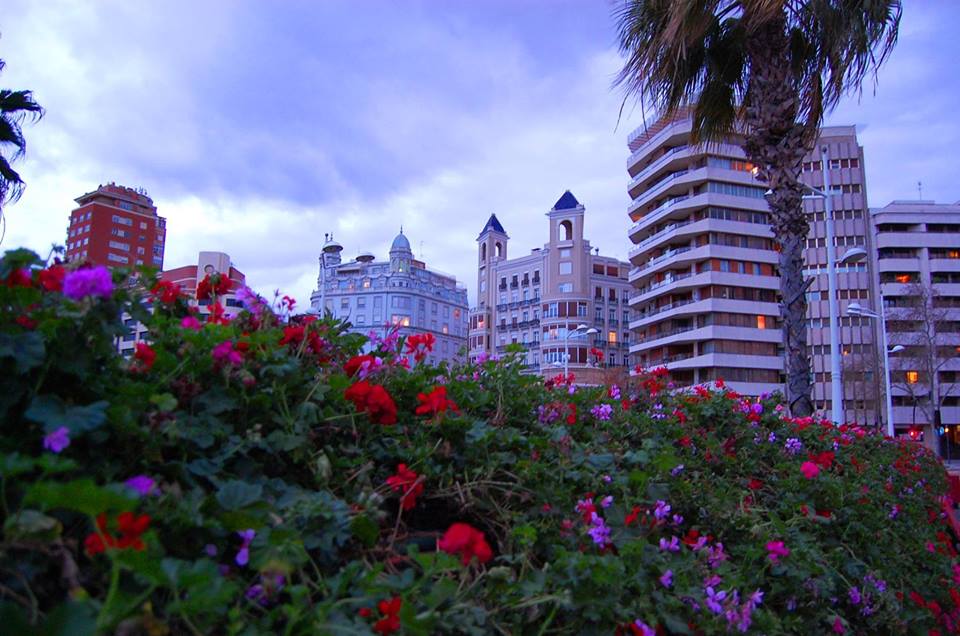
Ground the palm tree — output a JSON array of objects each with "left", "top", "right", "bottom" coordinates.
[
  {"left": 0, "top": 58, "right": 44, "bottom": 223},
  {"left": 613, "top": 1, "right": 900, "bottom": 416}
]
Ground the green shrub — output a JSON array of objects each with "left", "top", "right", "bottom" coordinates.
[{"left": 1, "top": 248, "right": 958, "bottom": 635}]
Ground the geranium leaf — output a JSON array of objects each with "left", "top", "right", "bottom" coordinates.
[
  {"left": 25, "top": 479, "right": 136, "bottom": 516},
  {"left": 0, "top": 331, "right": 45, "bottom": 373},
  {"left": 24, "top": 395, "right": 108, "bottom": 434},
  {"left": 216, "top": 480, "right": 263, "bottom": 510}
]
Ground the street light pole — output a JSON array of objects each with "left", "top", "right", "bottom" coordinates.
[
  {"left": 820, "top": 146, "right": 844, "bottom": 426},
  {"left": 847, "top": 300, "right": 902, "bottom": 438},
  {"left": 563, "top": 323, "right": 598, "bottom": 377}
]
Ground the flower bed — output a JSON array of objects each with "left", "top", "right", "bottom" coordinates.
[{"left": 1, "top": 248, "right": 958, "bottom": 634}]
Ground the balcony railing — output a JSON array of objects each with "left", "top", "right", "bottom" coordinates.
[
  {"left": 634, "top": 247, "right": 694, "bottom": 276},
  {"left": 632, "top": 271, "right": 695, "bottom": 296},
  {"left": 633, "top": 325, "right": 697, "bottom": 345},
  {"left": 629, "top": 193, "right": 691, "bottom": 223},
  {"left": 629, "top": 218, "right": 695, "bottom": 257},
  {"left": 632, "top": 298, "right": 697, "bottom": 320},
  {"left": 629, "top": 144, "right": 690, "bottom": 186}
]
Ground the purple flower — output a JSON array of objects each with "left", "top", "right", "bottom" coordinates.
[
  {"left": 848, "top": 586, "right": 861, "bottom": 605},
  {"left": 748, "top": 590, "right": 764, "bottom": 607},
  {"left": 672, "top": 513, "right": 684, "bottom": 526},
  {"left": 204, "top": 544, "right": 218, "bottom": 557},
  {"left": 609, "top": 384, "right": 621, "bottom": 400},
  {"left": 888, "top": 504, "right": 900, "bottom": 520},
  {"left": 659, "top": 536, "right": 680, "bottom": 552},
  {"left": 63, "top": 267, "right": 113, "bottom": 300},
  {"left": 181, "top": 316, "right": 202, "bottom": 330},
  {"left": 784, "top": 437, "right": 803, "bottom": 455},
  {"left": 632, "top": 620, "right": 655, "bottom": 636},
  {"left": 43, "top": 427, "right": 70, "bottom": 453},
  {"left": 212, "top": 341, "right": 243, "bottom": 366},
  {"left": 236, "top": 529, "right": 256, "bottom": 566},
  {"left": 602, "top": 474, "right": 613, "bottom": 483},
  {"left": 653, "top": 500, "right": 671, "bottom": 521},
  {"left": 752, "top": 403, "right": 764, "bottom": 415},
  {"left": 587, "top": 514, "right": 611, "bottom": 547},
  {"left": 705, "top": 587, "right": 727, "bottom": 614},
  {"left": 125, "top": 475, "right": 157, "bottom": 497},
  {"left": 591, "top": 403, "right": 613, "bottom": 421},
  {"left": 659, "top": 569, "right": 673, "bottom": 588},
  {"left": 767, "top": 431, "right": 777, "bottom": 443},
  {"left": 670, "top": 464, "right": 685, "bottom": 477},
  {"left": 600, "top": 495, "right": 614, "bottom": 509}
]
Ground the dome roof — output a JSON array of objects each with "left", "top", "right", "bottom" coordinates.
[{"left": 390, "top": 229, "right": 411, "bottom": 252}]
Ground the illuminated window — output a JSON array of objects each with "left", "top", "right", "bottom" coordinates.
[
  {"left": 363, "top": 279, "right": 370, "bottom": 288},
  {"left": 391, "top": 315, "right": 410, "bottom": 326},
  {"left": 906, "top": 371, "right": 919, "bottom": 384},
  {"left": 757, "top": 315, "right": 766, "bottom": 329},
  {"left": 608, "top": 331, "right": 617, "bottom": 343},
  {"left": 895, "top": 274, "right": 911, "bottom": 284},
  {"left": 442, "top": 324, "right": 449, "bottom": 334}
]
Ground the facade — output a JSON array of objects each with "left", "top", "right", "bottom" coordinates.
[
  {"left": 309, "top": 231, "right": 468, "bottom": 365},
  {"left": 870, "top": 200, "right": 960, "bottom": 442},
  {"left": 117, "top": 251, "right": 246, "bottom": 356},
  {"left": 625, "top": 114, "right": 880, "bottom": 424},
  {"left": 65, "top": 183, "right": 166, "bottom": 269},
  {"left": 469, "top": 192, "right": 635, "bottom": 382}
]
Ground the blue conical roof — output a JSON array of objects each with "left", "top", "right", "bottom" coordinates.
[
  {"left": 478, "top": 213, "right": 507, "bottom": 238},
  {"left": 552, "top": 190, "right": 581, "bottom": 210}
]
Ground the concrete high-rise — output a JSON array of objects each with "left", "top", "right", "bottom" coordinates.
[
  {"left": 869, "top": 200, "right": 960, "bottom": 443},
  {"left": 469, "top": 192, "right": 635, "bottom": 382},
  {"left": 626, "top": 114, "right": 881, "bottom": 424},
  {"left": 65, "top": 183, "right": 166, "bottom": 269}
]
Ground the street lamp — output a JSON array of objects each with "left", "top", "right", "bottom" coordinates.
[
  {"left": 848, "top": 300, "right": 902, "bottom": 437},
  {"left": 563, "top": 323, "right": 598, "bottom": 377}
]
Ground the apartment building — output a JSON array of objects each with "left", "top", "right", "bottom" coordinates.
[
  {"left": 309, "top": 230, "right": 468, "bottom": 365},
  {"left": 625, "top": 114, "right": 880, "bottom": 424},
  {"left": 65, "top": 183, "right": 166, "bottom": 269},
  {"left": 469, "top": 192, "right": 634, "bottom": 381},
  {"left": 870, "top": 200, "right": 960, "bottom": 443}
]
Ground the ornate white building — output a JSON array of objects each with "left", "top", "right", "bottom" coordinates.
[{"left": 309, "top": 230, "right": 469, "bottom": 365}]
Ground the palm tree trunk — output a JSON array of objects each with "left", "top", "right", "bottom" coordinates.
[{"left": 742, "top": 18, "right": 815, "bottom": 417}]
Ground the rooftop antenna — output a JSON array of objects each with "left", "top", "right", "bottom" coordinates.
[{"left": 917, "top": 180, "right": 923, "bottom": 199}]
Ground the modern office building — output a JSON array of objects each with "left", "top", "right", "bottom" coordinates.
[
  {"left": 625, "top": 113, "right": 881, "bottom": 424},
  {"left": 117, "top": 251, "right": 247, "bottom": 356},
  {"left": 309, "top": 230, "right": 468, "bottom": 365},
  {"left": 469, "top": 192, "right": 635, "bottom": 382},
  {"left": 870, "top": 200, "right": 960, "bottom": 442},
  {"left": 65, "top": 183, "right": 166, "bottom": 269}
]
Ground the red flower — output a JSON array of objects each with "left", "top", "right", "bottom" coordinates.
[
  {"left": 372, "top": 597, "right": 402, "bottom": 634},
  {"left": 566, "top": 403, "right": 577, "bottom": 425},
  {"left": 589, "top": 347, "right": 604, "bottom": 362},
  {"left": 386, "top": 464, "right": 424, "bottom": 511},
  {"left": 131, "top": 342, "right": 156, "bottom": 373},
  {"left": 150, "top": 279, "right": 180, "bottom": 304},
  {"left": 809, "top": 451, "right": 835, "bottom": 469},
  {"left": 714, "top": 378, "right": 724, "bottom": 389},
  {"left": 624, "top": 506, "right": 641, "bottom": 526},
  {"left": 439, "top": 522, "right": 493, "bottom": 566},
  {"left": 747, "top": 478, "right": 763, "bottom": 491},
  {"left": 208, "top": 301, "right": 230, "bottom": 325},
  {"left": 415, "top": 386, "right": 458, "bottom": 419},
  {"left": 800, "top": 461, "right": 820, "bottom": 479},
  {"left": 345, "top": 381, "right": 398, "bottom": 425},
  {"left": 910, "top": 591, "right": 927, "bottom": 608},
  {"left": 345, "top": 354, "right": 375, "bottom": 377},
  {"left": 405, "top": 333, "right": 436, "bottom": 363},
  {"left": 38, "top": 265, "right": 66, "bottom": 292},
  {"left": 196, "top": 273, "right": 232, "bottom": 300},
  {"left": 279, "top": 325, "right": 325, "bottom": 355},
  {"left": 84, "top": 512, "right": 151, "bottom": 555},
  {"left": 4, "top": 267, "right": 32, "bottom": 288}
]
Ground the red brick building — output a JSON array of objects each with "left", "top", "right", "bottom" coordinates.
[{"left": 65, "top": 183, "right": 166, "bottom": 268}]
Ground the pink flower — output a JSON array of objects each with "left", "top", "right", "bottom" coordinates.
[
  {"left": 125, "top": 475, "right": 157, "bottom": 497},
  {"left": 800, "top": 461, "right": 820, "bottom": 479},
  {"left": 63, "top": 266, "right": 113, "bottom": 300},
  {"left": 766, "top": 540, "right": 790, "bottom": 564},
  {"left": 832, "top": 617, "right": 845, "bottom": 634},
  {"left": 181, "top": 316, "right": 202, "bottom": 330},
  {"left": 212, "top": 340, "right": 243, "bottom": 366},
  {"left": 43, "top": 427, "right": 70, "bottom": 453}
]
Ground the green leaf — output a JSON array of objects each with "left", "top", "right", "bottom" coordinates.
[
  {"left": 350, "top": 514, "right": 380, "bottom": 547},
  {"left": 40, "top": 601, "right": 97, "bottom": 636},
  {"left": 24, "top": 395, "right": 108, "bottom": 434},
  {"left": 4, "top": 509, "right": 61, "bottom": 540},
  {"left": 216, "top": 480, "right": 263, "bottom": 510},
  {"left": 25, "top": 479, "right": 136, "bottom": 516},
  {"left": 149, "top": 393, "right": 178, "bottom": 412},
  {"left": 0, "top": 331, "right": 45, "bottom": 373}
]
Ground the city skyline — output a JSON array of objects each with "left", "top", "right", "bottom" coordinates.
[{"left": 2, "top": 1, "right": 959, "bottom": 306}]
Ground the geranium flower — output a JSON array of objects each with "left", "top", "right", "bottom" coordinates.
[
  {"left": 212, "top": 340, "right": 243, "bottom": 366},
  {"left": 765, "top": 540, "right": 790, "bottom": 564},
  {"left": 404, "top": 333, "right": 436, "bottom": 363},
  {"left": 43, "top": 427, "right": 70, "bottom": 453},
  {"left": 438, "top": 522, "right": 492, "bottom": 565},
  {"left": 181, "top": 315, "right": 202, "bottom": 330},
  {"left": 415, "top": 385, "right": 458, "bottom": 419},
  {"left": 63, "top": 266, "right": 113, "bottom": 300},
  {"left": 38, "top": 264, "right": 66, "bottom": 292},
  {"left": 659, "top": 569, "right": 673, "bottom": 588},
  {"left": 196, "top": 273, "right": 231, "bottom": 300},
  {"left": 85, "top": 512, "right": 151, "bottom": 555},
  {"left": 150, "top": 279, "right": 180, "bottom": 304},
  {"left": 131, "top": 342, "right": 156, "bottom": 373},
  {"left": 372, "top": 597, "right": 402, "bottom": 634},
  {"left": 344, "top": 381, "right": 398, "bottom": 425},
  {"left": 125, "top": 475, "right": 157, "bottom": 497},
  {"left": 386, "top": 464, "right": 424, "bottom": 511},
  {"left": 800, "top": 461, "right": 820, "bottom": 479},
  {"left": 345, "top": 354, "right": 375, "bottom": 378},
  {"left": 624, "top": 505, "right": 641, "bottom": 526},
  {"left": 587, "top": 514, "right": 611, "bottom": 547}
]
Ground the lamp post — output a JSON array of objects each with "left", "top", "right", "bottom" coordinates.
[
  {"left": 563, "top": 323, "right": 598, "bottom": 377},
  {"left": 848, "top": 299, "right": 904, "bottom": 437}
]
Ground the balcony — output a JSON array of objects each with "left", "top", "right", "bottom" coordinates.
[
  {"left": 629, "top": 219, "right": 694, "bottom": 259},
  {"left": 628, "top": 193, "right": 690, "bottom": 222},
  {"left": 631, "top": 271, "right": 694, "bottom": 295},
  {"left": 628, "top": 144, "right": 690, "bottom": 185}
]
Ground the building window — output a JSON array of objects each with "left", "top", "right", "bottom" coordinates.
[
  {"left": 109, "top": 241, "right": 130, "bottom": 251},
  {"left": 559, "top": 248, "right": 572, "bottom": 258},
  {"left": 608, "top": 331, "right": 617, "bottom": 343},
  {"left": 107, "top": 253, "right": 129, "bottom": 264},
  {"left": 140, "top": 222, "right": 148, "bottom": 229},
  {"left": 757, "top": 315, "right": 766, "bottom": 329},
  {"left": 391, "top": 315, "right": 410, "bottom": 326},
  {"left": 559, "top": 283, "right": 573, "bottom": 293},
  {"left": 112, "top": 214, "right": 133, "bottom": 226},
  {"left": 906, "top": 371, "right": 919, "bottom": 384},
  {"left": 559, "top": 262, "right": 572, "bottom": 275}
]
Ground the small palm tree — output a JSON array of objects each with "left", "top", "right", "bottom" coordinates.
[
  {"left": 0, "top": 58, "right": 44, "bottom": 222},
  {"left": 613, "top": 1, "right": 901, "bottom": 416}
]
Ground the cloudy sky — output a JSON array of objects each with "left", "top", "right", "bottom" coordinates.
[{"left": 2, "top": 1, "right": 958, "bottom": 305}]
